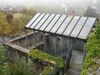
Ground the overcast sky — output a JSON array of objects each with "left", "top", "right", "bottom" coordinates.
[
  {"left": 0, "top": 0, "right": 98, "bottom": 15},
  {"left": 0, "top": 0, "right": 95, "bottom": 6}
]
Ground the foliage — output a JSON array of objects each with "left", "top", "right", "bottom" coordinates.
[
  {"left": 80, "top": 22, "right": 100, "bottom": 75},
  {"left": 0, "top": 45, "right": 37, "bottom": 75},
  {"left": 11, "top": 14, "right": 32, "bottom": 34},
  {"left": 9, "top": 59, "right": 37, "bottom": 75},
  {"left": 0, "top": 45, "right": 8, "bottom": 74},
  {"left": 29, "top": 49, "right": 64, "bottom": 68},
  {"left": 0, "top": 12, "right": 13, "bottom": 35},
  {"left": 41, "top": 66, "right": 56, "bottom": 75},
  {"left": 1, "top": 62, "right": 11, "bottom": 75},
  {"left": 0, "top": 11, "right": 33, "bottom": 36},
  {"left": 0, "top": 45, "right": 7, "bottom": 64},
  {"left": 10, "top": 13, "right": 32, "bottom": 35},
  {"left": 29, "top": 49, "right": 64, "bottom": 75}
]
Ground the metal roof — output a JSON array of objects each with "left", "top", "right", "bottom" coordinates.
[{"left": 25, "top": 13, "right": 96, "bottom": 40}]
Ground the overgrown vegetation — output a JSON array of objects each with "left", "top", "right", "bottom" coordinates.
[
  {"left": 29, "top": 49, "right": 64, "bottom": 68},
  {"left": 8, "top": 59, "right": 37, "bottom": 75},
  {"left": 0, "top": 8, "right": 37, "bottom": 75},
  {"left": 0, "top": 45, "right": 8, "bottom": 73},
  {"left": 0, "top": 10, "right": 35, "bottom": 36},
  {"left": 80, "top": 22, "right": 100, "bottom": 75},
  {"left": 0, "top": 45, "right": 64, "bottom": 75},
  {"left": 41, "top": 66, "right": 57, "bottom": 75},
  {"left": 0, "top": 45, "right": 37, "bottom": 75},
  {"left": 0, "top": 12, "right": 13, "bottom": 35},
  {"left": 29, "top": 49, "right": 64, "bottom": 75}
]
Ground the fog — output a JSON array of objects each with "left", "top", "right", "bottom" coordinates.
[{"left": 0, "top": 0, "right": 99, "bottom": 15}]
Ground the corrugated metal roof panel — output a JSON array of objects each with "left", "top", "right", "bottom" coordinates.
[
  {"left": 44, "top": 14, "right": 61, "bottom": 32},
  {"left": 56, "top": 16, "right": 73, "bottom": 34},
  {"left": 63, "top": 16, "right": 80, "bottom": 36},
  {"left": 39, "top": 14, "right": 55, "bottom": 31},
  {"left": 30, "top": 13, "right": 45, "bottom": 29},
  {"left": 25, "top": 13, "right": 41, "bottom": 28},
  {"left": 70, "top": 17, "right": 87, "bottom": 38},
  {"left": 78, "top": 18, "right": 96, "bottom": 39},
  {"left": 50, "top": 15, "right": 67, "bottom": 33},
  {"left": 35, "top": 13, "right": 50, "bottom": 30},
  {"left": 25, "top": 13, "right": 96, "bottom": 40}
]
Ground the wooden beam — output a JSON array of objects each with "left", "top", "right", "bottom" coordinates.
[{"left": 4, "top": 42, "right": 29, "bottom": 53}]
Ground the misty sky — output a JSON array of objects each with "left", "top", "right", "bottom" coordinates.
[
  {"left": 0, "top": 0, "right": 97, "bottom": 7},
  {"left": 0, "top": 0, "right": 99, "bottom": 15}
]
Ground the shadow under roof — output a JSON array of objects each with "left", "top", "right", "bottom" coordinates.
[{"left": 25, "top": 13, "right": 96, "bottom": 40}]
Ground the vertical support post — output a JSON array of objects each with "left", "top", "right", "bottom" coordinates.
[
  {"left": 66, "top": 37, "right": 70, "bottom": 70},
  {"left": 64, "top": 37, "right": 73, "bottom": 72},
  {"left": 73, "top": 38, "right": 76, "bottom": 50},
  {"left": 55, "top": 36, "right": 58, "bottom": 56},
  {"left": 34, "top": 30, "right": 36, "bottom": 49},
  {"left": 46, "top": 34, "right": 49, "bottom": 51},
  {"left": 1, "top": 35, "right": 6, "bottom": 43},
  {"left": 25, "top": 28, "right": 28, "bottom": 48},
  {"left": 63, "top": 37, "right": 66, "bottom": 56},
  {"left": 43, "top": 32, "right": 46, "bottom": 51},
  {"left": 83, "top": 42, "right": 86, "bottom": 61}
]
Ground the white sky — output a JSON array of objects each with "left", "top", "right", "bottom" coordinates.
[
  {"left": 0, "top": 0, "right": 93, "bottom": 10},
  {"left": 0, "top": 0, "right": 98, "bottom": 15},
  {"left": 0, "top": 0, "right": 91, "bottom": 6}
]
